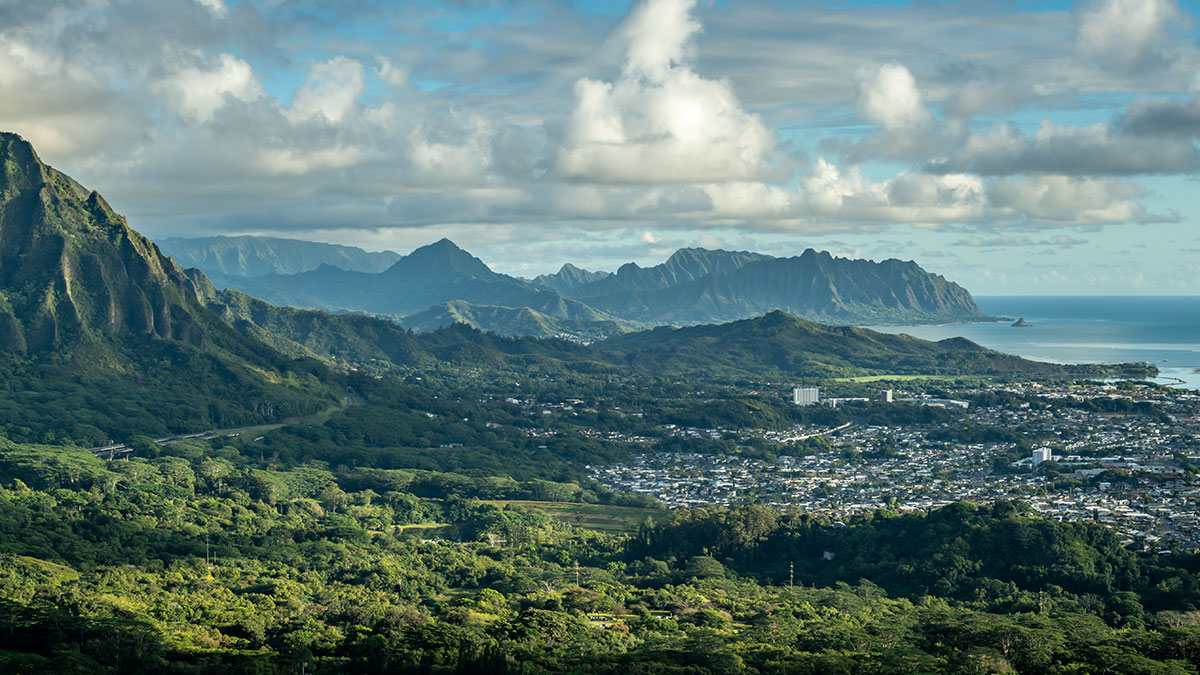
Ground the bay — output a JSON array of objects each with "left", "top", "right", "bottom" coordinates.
[{"left": 867, "top": 296, "right": 1200, "bottom": 391}]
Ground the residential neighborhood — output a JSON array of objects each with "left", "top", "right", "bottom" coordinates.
[{"left": 587, "top": 381, "right": 1200, "bottom": 551}]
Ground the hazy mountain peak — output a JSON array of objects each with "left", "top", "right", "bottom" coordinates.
[
  {"left": 156, "top": 235, "right": 402, "bottom": 277},
  {"left": 531, "top": 263, "right": 613, "bottom": 293},
  {"left": 400, "top": 238, "right": 495, "bottom": 278},
  {"left": 421, "top": 237, "right": 463, "bottom": 251}
]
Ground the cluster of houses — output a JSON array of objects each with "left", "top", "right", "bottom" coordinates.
[{"left": 590, "top": 381, "right": 1200, "bottom": 550}]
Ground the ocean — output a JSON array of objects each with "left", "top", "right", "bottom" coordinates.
[{"left": 867, "top": 296, "right": 1200, "bottom": 391}]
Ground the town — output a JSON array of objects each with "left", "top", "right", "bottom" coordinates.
[{"left": 582, "top": 381, "right": 1200, "bottom": 553}]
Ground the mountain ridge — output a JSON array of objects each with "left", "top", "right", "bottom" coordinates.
[
  {"left": 156, "top": 234, "right": 402, "bottom": 276},
  {"left": 531, "top": 263, "right": 612, "bottom": 293},
  {"left": 0, "top": 130, "right": 1156, "bottom": 447},
  {"left": 195, "top": 239, "right": 988, "bottom": 338},
  {"left": 0, "top": 132, "right": 339, "bottom": 442}
]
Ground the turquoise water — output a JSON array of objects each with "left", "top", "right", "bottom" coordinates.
[{"left": 867, "top": 296, "right": 1200, "bottom": 391}]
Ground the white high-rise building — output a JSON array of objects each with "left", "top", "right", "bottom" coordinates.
[
  {"left": 793, "top": 387, "right": 819, "bottom": 406},
  {"left": 1032, "top": 448, "right": 1053, "bottom": 466}
]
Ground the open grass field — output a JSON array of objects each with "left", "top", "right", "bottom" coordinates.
[{"left": 481, "top": 500, "right": 665, "bottom": 533}]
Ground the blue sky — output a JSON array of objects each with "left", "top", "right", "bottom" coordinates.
[{"left": 2, "top": 0, "right": 1199, "bottom": 293}]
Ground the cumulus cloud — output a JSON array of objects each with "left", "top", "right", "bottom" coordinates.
[
  {"left": 556, "top": 0, "right": 776, "bottom": 183},
  {"left": 800, "top": 158, "right": 986, "bottom": 225},
  {"left": 158, "top": 53, "right": 263, "bottom": 122},
  {"left": 0, "top": 0, "right": 1184, "bottom": 277},
  {"left": 835, "top": 63, "right": 944, "bottom": 163},
  {"left": 985, "top": 175, "right": 1168, "bottom": 226},
  {"left": 799, "top": 158, "right": 1167, "bottom": 229},
  {"left": 929, "top": 120, "right": 1200, "bottom": 175},
  {"left": 856, "top": 63, "right": 932, "bottom": 132},
  {"left": 0, "top": 39, "right": 150, "bottom": 160},
  {"left": 286, "top": 56, "right": 366, "bottom": 124},
  {"left": 1075, "top": 0, "right": 1184, "bottom": 73}
]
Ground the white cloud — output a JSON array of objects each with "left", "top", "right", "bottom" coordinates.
[
  {"left": 556, "top": 0, "right": 775, "bottom": 184},
  {"left": 837, "top": 62, "right": 946, "bottom": 163},
  {"left": 0, "top": 0, "right": 1188, "bottom": 279},
  {"left": 931, "top": 120, "right": 1200, "bottom": 175},
  {"left": 855, "top": 63, "right": 931, "bottom": 132},
  {"left": 252, "top": 146, "right": 368, "bottom": 177},
  {"left": 408, "top": 113, "right": 496, "bottom": 185},
  {"left": 800, "top": 158, "right": 986, "bottom": 225},
  {"left": 954, "top": 235, "right": 1088, "bottom": 247},
  {"left": 0, "top": 40, "right": 149, "bottom": 160},
  {"left": 617, "top": 0, "right": 701, "bottom": 82},
  {"left": 986, "top": 175, "right": 1165, "bottom": 226},
  {"left": 1075, "top": 0, "right": 1184, "bottom": 73},
  {"left": 375, "top": 56, "right": 408, "bottom": 88},
  {"left": 798, "top": 158, "right": 1167, "bottom": 230},
  {"left": 159, "top": 53, "right": 263, "bottom": 122},
  {"left": 195, "top": 0, "right": 227, "bottom": 18},
  {"left": 286, "top": 56, "right": 366, "bottom": 124}
]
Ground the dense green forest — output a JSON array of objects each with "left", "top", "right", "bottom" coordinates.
[
  {"left": 3, "top": 438, "right": 1200, "bottom": 674},
  {"left": 0, "top": 334, "right": 1186, "bottom": 673}
]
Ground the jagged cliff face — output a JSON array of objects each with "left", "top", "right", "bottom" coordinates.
[{"left": 0, "top": 132, "right": 209, "bottom": 352}]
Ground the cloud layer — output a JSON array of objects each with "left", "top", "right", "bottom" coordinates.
[{"left": 0, "top": 0, "right": 1197, "bottom": 289}]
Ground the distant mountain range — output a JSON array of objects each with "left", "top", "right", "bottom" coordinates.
[
  {"left": 159, "top": 235, "right": 989, "bottom": 339},
  {"left": 156, "top": 235, "right": 401, "bottom": 277},
  {"left": 0, "top": 131, "right": 1155, "bottom": 441}
]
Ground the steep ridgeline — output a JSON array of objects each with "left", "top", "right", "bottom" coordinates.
[
  {"left": 0, "top": 133, "right": 212, "bottom": 352},
  {"left": 156, "top": 235, "right": 402, "bottom": 277},
  {"left": 565, "top": 247, "right": 772, "bottom": 298},
  {"left": 205, "top": 238, "right": 628, "bottom": 338},
  {"left": 0, "top": 132, "right": 337, "bottom": 442},
  {"left": 530, "top": 263, "right": 611, "bottom": 293},
  {"left": 567, "top": 248, "right": 985, "bottom": 325},
  {"left": 199, "top": 239, "right": 987, "bottom": 339}
]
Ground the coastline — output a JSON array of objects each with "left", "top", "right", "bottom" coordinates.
[{"left": 864, "top": 295, "right": 1200, "bottom": 391}]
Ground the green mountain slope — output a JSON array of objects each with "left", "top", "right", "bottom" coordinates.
[
  {"left": 398, "top": 299, "right": 632, "bottom": 341},
  {"left": 156, "top": 234, "right": 401, "bottom": 276},
  {"left": 191, "top": 277, "right": 604, "bottom": 372},
  {"left": 199, "top": 277, "right": 1154, "bottom": 382},
  {"left": 575, "top": 249, "right": 986, "bottom": 325},
  {"left": 0, "top": 132, "right": 338, "bottom": 444},
  {"left": 598, "top": 310, "right": 1153, "bottom": 379}
]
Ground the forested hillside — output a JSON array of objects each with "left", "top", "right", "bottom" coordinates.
[{"left": 3, "top": 437, "right": 1199, "bottom": 673}]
